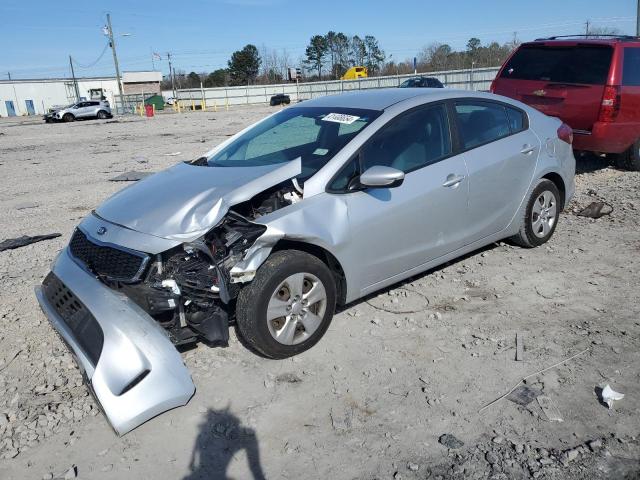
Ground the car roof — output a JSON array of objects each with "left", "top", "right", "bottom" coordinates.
[
  {"left": 291, "top": 88, "right": 495, "bottom": 111},
  {"left": 527, "top": 36, "right": 640, "bottom": 47}
]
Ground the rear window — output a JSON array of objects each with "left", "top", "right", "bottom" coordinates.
[
  {"left": 623, "top": 47, "right": 640, "bottom": 86},
  {"left": 500, "top": 45, "right": 613, "bottom": 85}
]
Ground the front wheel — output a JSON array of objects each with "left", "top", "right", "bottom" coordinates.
[
  {"left": 236, "top": 250, "right": 336, "bottom": 359},
  {"left": 97, "top": 110, "right": 108, "bottom": 119},
  {"left": 614, "top": 139, "right": 640, "bottom": 171},
  {"left": 510, "top": 179, "right": 561, "bottom": 248},
  {"left": 63, "top": 113, "right": 74, "bottom": 122}
]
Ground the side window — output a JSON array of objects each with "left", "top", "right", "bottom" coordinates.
[
  {"left": 455, "top": 102, "right": 511, "bottom": 150},
  {"left": 328, "top": 157, "right": 359, "bottom": 192},
  {"left": 623, "top": 48, "right": 640, "bottom": 86},
  {"left": 506, "top": 106, "right": 526, "bottom": 134},
  {"left": 360, "top": 105, "right": 452, "bottom": 174}
]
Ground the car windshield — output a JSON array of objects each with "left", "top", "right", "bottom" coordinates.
[
  {"left": 208, "top": 107, "right": 380, "bottom": 180},
  {"left": 500, "top": 45, "right": 613, "bottom": 84}
]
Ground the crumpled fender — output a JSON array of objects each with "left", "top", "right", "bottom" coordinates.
[{"left": 230, "top": 192, "right": 351, "bottom": 284}]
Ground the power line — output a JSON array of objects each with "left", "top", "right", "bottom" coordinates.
[{"left": 74, "top": 42, "right": 110, "bottom": 68}]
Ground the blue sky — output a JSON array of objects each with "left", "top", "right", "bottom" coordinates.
[{"left": 1, "top": 0, "right": 636, "bottom": 79}]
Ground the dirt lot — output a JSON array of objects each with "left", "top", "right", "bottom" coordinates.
[{"left": 0, "top": 107, "right": 639, "bottom": 480}]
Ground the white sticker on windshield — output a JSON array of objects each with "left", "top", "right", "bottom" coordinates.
[{"left": 322, "top": 113, "right": 360, "bottom": 124}]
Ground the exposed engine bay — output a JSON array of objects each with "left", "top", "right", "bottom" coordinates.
[{"left": 112, "top": 181, "right": 302, "bottom": 346}]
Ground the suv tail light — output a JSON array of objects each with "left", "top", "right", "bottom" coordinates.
[
  {"left": 489, "top": 79, "right": 497, "bottom": 93},
  {"left": 557, "top": 123, "right": 573, "bottom": 145},
  {"left": 598, "top": 85, "right": 621, "bottom": 123}
]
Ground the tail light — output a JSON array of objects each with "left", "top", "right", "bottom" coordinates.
[
  {"left": 598, "top": 85, "right": 621, "bottom": 122},
  {"left": 557, "top": 123, "right": 573, "bottom": 144},
  {"left": 489, "top": 79, "right": 497, "bottom": 93}
]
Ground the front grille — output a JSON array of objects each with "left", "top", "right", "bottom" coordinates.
[
  {"left": 69, "top": 229, "right": 148, "bottom": 283},
  {"left": 42, "top": 273, "right": 104, "bottom": 367}
]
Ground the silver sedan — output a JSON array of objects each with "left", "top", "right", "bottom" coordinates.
[{"left": 35, "top": 88, "right": 575, "bottom": 434}]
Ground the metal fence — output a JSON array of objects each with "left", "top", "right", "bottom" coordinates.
[{"left": 115, "top": 66, "right": 500, "bottom": 114}]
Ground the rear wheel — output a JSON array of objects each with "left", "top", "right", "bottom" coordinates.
[
  {"left": 510, "top": 179, "right": 561, "bottom": 248},
  {"left": 97, "top": 110, "right": 108, "bottom": 119},
  {"left": 614, "top": 139, "right": 640, "bottom": 171},
  {"left": 63, "top": 113, "right": 74, "bottom": 122},
  {"left": 236, "top": 250, "right": 336, "bottom": 359}
]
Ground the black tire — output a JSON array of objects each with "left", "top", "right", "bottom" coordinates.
[
  {"left": 97, "top": 110, "right": 108, "bottom": 119},
  {"left": 63, "top": 113, "right": 74, "bottom": 122},
  {"left": 614, "top": 139, "right": 640, "bottom": 171},
  {"left": 236, "top": 250, "right": 336, "bottom": 359},
  {"left": 510, "top": 179, "right": 561, "bottom": 248}
]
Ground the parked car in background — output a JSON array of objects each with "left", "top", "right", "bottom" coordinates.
[
  {"left": 44, "top": 100, "right": 112, "bottom": 123},
  {"left": 491, "top": 35, "right": 640, "bottom": 170},
  {"left": 270, "top": 93, "right": 291, "bottom": 106},
  {"left": 35, "top": 88, "right": 574, "bottom": 434},
  {"left": 399, "top": 76, "right": 444, "bottom": 88}
]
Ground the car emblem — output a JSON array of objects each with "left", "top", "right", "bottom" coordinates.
[
  {"left": 96, "top": 226, "right": 107, "bottom": 235},
  {"left": 532, "top": 89, "right": 547, "bottom": 97}
]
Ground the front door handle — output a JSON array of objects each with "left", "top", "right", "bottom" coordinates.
[
  {"left": 520, "top": 144, "right": 536, "bottom": 154},
  {"left": 442, "top": 174, "right": 465, "bottom": 188}
]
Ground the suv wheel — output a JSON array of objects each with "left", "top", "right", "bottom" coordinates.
[
  {"left": 510, "top": 179, "right": 561, "bottom": 248},
  {"left": 63, "top": 113, "right": 75, "bottom": 122},
  {"left": 97, "top": 110, "right": 108, "bottom": 119},
  {"left": 614, "top": 139, "right": 640, "bottom": 171},
  {"left": 236, "top": 250, "right": 336, "bottom": 359}
]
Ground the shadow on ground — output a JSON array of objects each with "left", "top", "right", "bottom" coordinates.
[
  {"left": 183, "top": 407, "right": 266, "bottom": 480},
  {"left": 575, "top": 152, "right": 612, "bottom": 174}
]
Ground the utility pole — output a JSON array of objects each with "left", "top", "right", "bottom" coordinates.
[
  {"left": 167, "top": 52, "right": 177, "bottom": 100},
  {"left": 106, "top": 13, "right": 123, "bottom": 99},
  {"left": 585, "top": 20, "right": 590, "bottom": 37},
  {"left": 69, "top": 55, "right": 80, "bottom": 102}
]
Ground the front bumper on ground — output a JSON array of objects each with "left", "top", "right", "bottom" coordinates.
[{"left": 34, "top": 248, "right": 195, "bottom": 435}]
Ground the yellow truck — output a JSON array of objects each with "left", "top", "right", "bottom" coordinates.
[{"left": 340, "top": 66, "right": 368, "bottom": 80}]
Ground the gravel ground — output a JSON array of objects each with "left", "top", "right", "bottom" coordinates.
[{"left": 0, "top": 107, "right": 638, "bottom": 479}]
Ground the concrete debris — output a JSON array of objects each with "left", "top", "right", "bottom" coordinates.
[
  {"left": 537, "top": 395, "right": 563, "bottom": 422},
  {"left": 439, "top": 434, "right": 464, "bottom": 449}
]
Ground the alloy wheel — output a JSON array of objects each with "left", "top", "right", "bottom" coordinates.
[{"left": 266, "top": 272, "right": 327, "bottom": 345}]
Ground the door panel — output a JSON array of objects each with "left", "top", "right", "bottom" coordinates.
[
  {"left": 460, "top": 129, "right": 539, "bottom": 242},
  {"left": 345, "top": 157, "right": 469, "bottom": 289}
]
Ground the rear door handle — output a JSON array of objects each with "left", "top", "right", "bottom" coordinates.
[
  {"left": 442, "top": 174, "right": 465, "bottom": 188},
  {"left": 520, "top": 144, "right": 536, "bottom": 154}
]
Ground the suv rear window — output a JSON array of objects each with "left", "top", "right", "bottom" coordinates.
[
  {"left": 623, "top": 48, "right": 640, "bottom": 86},
  {"left": 500, "top": 45, "right": 613, "bottom": 85}
]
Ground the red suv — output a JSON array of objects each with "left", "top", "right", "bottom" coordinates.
[{"left": 491, "top": 36, "right": 640, "bottom": 170}]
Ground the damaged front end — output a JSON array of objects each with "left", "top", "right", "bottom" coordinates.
[
  {"left": 114, "top": 211, "right": 270, "bottom": 346},
  {"left": 34, "top": 160, "right": 302, "bottom": 434}
]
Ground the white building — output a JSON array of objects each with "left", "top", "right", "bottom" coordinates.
[{"left": 0, "top": 71, "right": 162, "bottom": 117}]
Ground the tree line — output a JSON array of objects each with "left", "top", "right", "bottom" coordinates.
[{"left": 161, "top": 34, "right": 520, "bottom": 91}]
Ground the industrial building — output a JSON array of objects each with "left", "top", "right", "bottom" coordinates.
[{"left": 0, "top": 71, "right": 162, "bottom": 117}]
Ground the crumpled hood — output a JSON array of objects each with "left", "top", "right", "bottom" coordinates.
[{"left": 95, "top": 159, "right": 301, "bottom": 241}]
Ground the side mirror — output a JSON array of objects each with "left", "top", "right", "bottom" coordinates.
[{"left": 358, "top": 165, "right": 405, "bottom": 189}]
